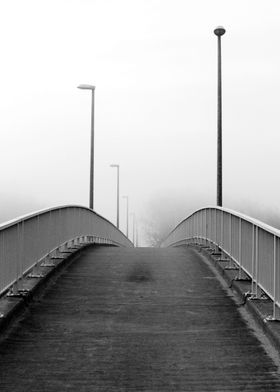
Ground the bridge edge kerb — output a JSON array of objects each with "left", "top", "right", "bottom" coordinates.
[
  {"left": 191, "top": 244, "right": 280, "bottom": 354},
  {"left": 0, "top": 243, "right": 92, "bottom": 338}
]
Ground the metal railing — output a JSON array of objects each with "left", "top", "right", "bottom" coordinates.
[
  {"left": 161, "top": 206, "right": 280, "bottom": 320},
  {"left": 0, "top": 205, "right": 133, "bottom": 297}
]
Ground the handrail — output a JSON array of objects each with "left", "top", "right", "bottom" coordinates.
[
  {"left": 162, "top": 206, "right": 280, "bottom": 242},
  {"left": 0, "top": 205, "right": 133, "bottom": 296},
  {"left": 161, "top": 206, "right": 280, "bottom": 320},
  {"left": 0, "top": 204, "right": 122, "bottom": 232}
]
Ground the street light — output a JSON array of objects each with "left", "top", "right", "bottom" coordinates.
[
  {"left": 77, "top": 84, "right": 96, "bottom": 210},
  {"left": 123, "top": 195, "right": 129, "bottom": 237},
  {"left": 130, "top": 212, "right": 135, "bottom": 245},
  {"left": 135, "top": 218, "right": 138, "bottom": 247},
  {"left": 214, "top": 26, "right": 226, "bottom": 207},
  {"left": 110, "top": 164, "right": 120, "bottom": 228}
]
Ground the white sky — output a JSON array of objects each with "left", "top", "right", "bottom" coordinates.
[{"left": 0, "top": 0, "right": 280, "bottom": 243}]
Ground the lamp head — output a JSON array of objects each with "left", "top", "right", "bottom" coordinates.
[
  {"left": 214, "top": 26, "right": 226, "bottom": 36},
  {"left": 110, "top": 164, "right": 119, "bottom": 168},
  {"left": 77, "top": 84, "right": 95, "bottom": 90}
]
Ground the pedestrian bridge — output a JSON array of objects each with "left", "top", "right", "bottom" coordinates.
[{"left": 1, "top": 205, "right": 280, "bottom": 391}]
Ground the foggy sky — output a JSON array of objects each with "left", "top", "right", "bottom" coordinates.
[{"left": 1, "top": 0, "right": 280, "bottom": 244}]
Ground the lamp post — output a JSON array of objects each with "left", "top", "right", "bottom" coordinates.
[
  {"left": 214, "top": 26, "right": 226, "bottom": 207},
  {"left": 78, "top": 84, "right": 96, "bottom": 210},
  {"left": 130, "top": 212, "right": 135, "bottom": 245},
  {"left": 135, "top": 218, "right": 138, "bottom": 247},
  {"left": 110, "top": 164, "right": 120, "bottom": 228},
  {"left": 123, "top": 196, "right": 129, "bottom": 237}
]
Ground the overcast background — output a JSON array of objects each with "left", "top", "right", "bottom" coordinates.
[{"left": 0, "top": 0, "right": 280, "bottom": 245}]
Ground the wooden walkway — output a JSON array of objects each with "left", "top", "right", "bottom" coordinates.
[{"left": 0, "top": 245, "right": 280, "bottom": 391}]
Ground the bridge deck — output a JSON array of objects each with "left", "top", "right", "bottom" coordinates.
[{"left": 0, "top": 246, "right": 280, "bottom": 391}]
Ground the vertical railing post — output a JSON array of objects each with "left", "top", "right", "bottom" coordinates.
[
  {"left": 251, "top": 225, "right": 255, "bottom": 295},
  {"left": 251, "top": 226, "right": 259, "bottom": 297},
  {"left": 0, "top": 231, "right": 3, "bottom": 315},
  {"left": 200, "top": 210, "right": 203, "bottom": 244},
  {"left": 193, "top": 214, "right": 195, "bottom": 243},
  {"left": 21, "top": 221, "right": 26, "bottom": 287},
  {"left": 276, "top": 236, "right": 280, "bottom": 319},
  {"left": 205, "top": 209, "right": 207, "bottom": 244},
  {"left": 205, "top": 208, "right": 208, "bottom": 245},
  {"left": 8, "top": 223, "right": 21, "bottom": 296},
  {"left": 196, "top": 212, "right": 198, "bottom": 243},
  {"left": 15, "top": 223, "right": 21, "bottom": 294},
  {"left": 273, "top": 235, "right": 277, "bottom": 319},
  {"left": 229, "top": 214, "right": 232, "bottom": 265},
  {"left": 209, "top": 209, "right": 212, "bottom": 247},
  {"left": 18, "top": 222, "right": 23, "bottom": 292},
  {"left": 215, "top": 209, "right": 218, "bottom": 251},
  {"left": 255, "top": 226, "right": 259, "bottom": 297},
  {"left": 192, "top": 214, "right": 194, "bottom": 241},
  {"left": 270, "top": 235, "right": 280, "bottom": 320},
  {"left": 198, "top": 211, "right": 201, "bottom": 244},
  {"left": 194, "top": 213, "right": 197, "bottom": 244},
  {"left": 220, "top": 210, "right": 224, "bottom": 259},
  {"left": 32, "top": 216, "right": 42, "bottom": 275},
  {"left": 49, "top": 210, "right": 53, "bottom": 257},
  {"left": 238, "top": 218, "right": 242, "bottom": 279}
]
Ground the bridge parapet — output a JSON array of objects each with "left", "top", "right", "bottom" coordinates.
[
  {"left": 0, "top": 205, "right": 133, "bottom": 298},
  {"left": 161, "top": 206, "right": 280, "bottom": 320}
]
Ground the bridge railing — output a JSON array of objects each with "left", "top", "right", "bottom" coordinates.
[
  {"left": 161, "top": 206, "right": 280, "bottom": 320},
  {"left": 0, "top": 205, "right": 133, "bottom": 297}
]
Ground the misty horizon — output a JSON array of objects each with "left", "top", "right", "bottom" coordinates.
[{"left": 1, "top": 0, "right": 280, "bottom": 245}]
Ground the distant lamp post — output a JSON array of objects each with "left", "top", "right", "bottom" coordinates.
[
  {"left": 214, "top": 26, "right": 226, "bottom": 207},
  {"left": 130, "top": 212, "right": 136, "bottom": 246},
  {"left": 123, "top": 196, "right": 129, "bottom": 237},
  {"left": 110, "top": 164, "right": 120, "bottom": 228},
  {"left": 77, "top": 84, "right": 96, "bottom": 210},
  {"left": 135, "top": 218, "right": 138, "bottom": 247}
]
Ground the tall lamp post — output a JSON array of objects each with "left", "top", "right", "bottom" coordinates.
[
  {"left": 110, "top": 164, "right": 120, "bottom": 228},
  {"left": 123, "top": 195, "right": 129, "bottom": 237},
  {"left": 214, "top": 26, "right": 226, "bottom": 207},
  {"left": 77, "top": 84, "right": 96, "bottom": 210}
]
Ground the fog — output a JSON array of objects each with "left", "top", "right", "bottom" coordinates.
[{"left": 1, "top": 0, "right": 280, "bottom": 245}]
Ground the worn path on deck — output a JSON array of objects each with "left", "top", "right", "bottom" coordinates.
[{"left": 0, "top": 246, "right": 280, "bottom": 391}]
